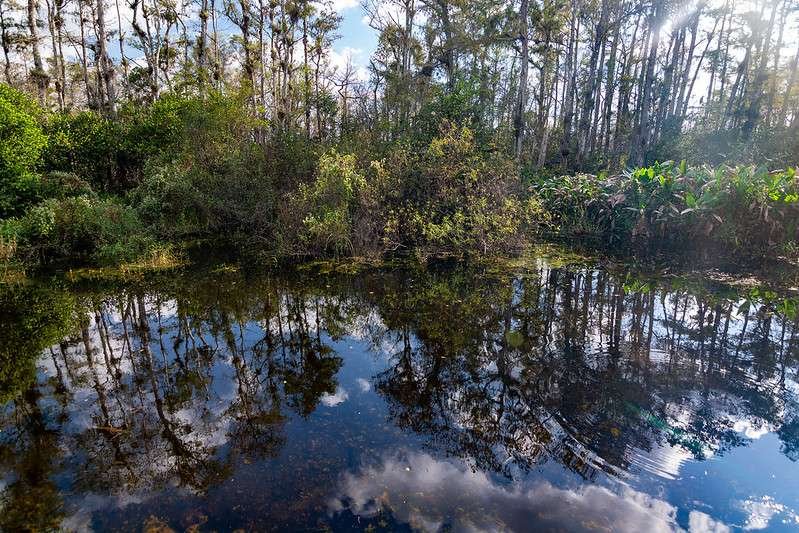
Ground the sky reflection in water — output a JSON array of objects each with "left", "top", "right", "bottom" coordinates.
[{"left": 1, "top": 257, "right": 798, "bottom": 531}]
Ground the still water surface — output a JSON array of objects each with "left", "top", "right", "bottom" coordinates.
[{"left": 1, "top": 255, "right": 799, "bottom": 531}]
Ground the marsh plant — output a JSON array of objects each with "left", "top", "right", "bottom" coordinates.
[{"left": 532, "top": 161, "right": 799, "bottom": 258}]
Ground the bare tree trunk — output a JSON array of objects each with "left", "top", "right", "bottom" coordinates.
[
  {"left": 77, "top": 0, "right": 93, "bottom": 106},
  {"left": 576, "top": 0, "right": 609, "bottom": 165},
  {"left": 559, "top": 0, "right": 578, "bottom": 166},
  {"left": 588, "top": 22, "right": 608, "bottom": 156},
  {"left": 716, "top": 4, "right": 734, "bottom": 119},
  {"left": 742, "top": 0, "right": 779, "bottom": 138},
  {"left": 537, "top": 55, "right": 558, "bottom": 167},
  {"left": 45, "top": 0, "right": 64, "bottom": 109},
  {"left": 0, "top": 0, "right": 11, "bottom": 83},
  {"left": 722, "top": 45, "right": 750, "bottom": 130},
  {"left": 258, "top": 0, "right": 265, "bottom": 107},
  {"left": 704, "top": 2, "right": 728, "bottom": 121},
  {"left": 198, "top": 0, "right": 209, "bottom": 94},
  {"left": 631, "top": 0, "right": 663, "bottom": 167},
  {"left": 779, "top": 42, "right": 799, "bottom": 127},
  {"left": 95, "top": 0, "right": 117, "bottom": 115},
  {"left": 27, "top": 0, "right": 48, "bottom": 104},
  {"left": 674, "top": 3, "right": 704, "bottom": 123},
  {"left": 437, "top": 0, "right": 455, "bottom": 89},
  {"left": 682, "top": 14, "right": 720, "bottom": 119},
  {"left": 211, "top": 0, "right": 221, "bottom": 87},
  {"left": 765, "top": 0, "right": 788, "bottom": 127},
  {"left": 653, "top": 26, "right": 681, "bottom": 143},
  {"left": 613, "top": 12, "right": 642, "bottom": 161},
  {"left": 303, "top": 14, "right": 311, "bottom": 137},
  {"left": 512, "top": 0, "right": 529, "bottom": 159},
  {"left": 600, "top": 13, "right": 621, "bottom": 154},
  {"left": 55, "top": 0, "right": 67, "bottom": 105},
  {"left": 115, "top": 0, "right": 128, "bottom": 97},
  {"left": 129, "top": 0, "right": 159, "bottom": 101}
]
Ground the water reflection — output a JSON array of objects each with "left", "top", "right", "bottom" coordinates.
[
  {"left": 0, "top": 258, "right": 798, "bottom": 531},
  {"left": 369, "top": 268, "right": 799, "bottom": 482},
  {"left": 329, "top": 450, "right": 698, "bottom": 533}
]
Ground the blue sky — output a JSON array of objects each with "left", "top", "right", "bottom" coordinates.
[{"left": 329, "top": 2, "right": 380, "bottom": 80}]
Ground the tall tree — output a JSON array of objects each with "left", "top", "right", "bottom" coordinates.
[
  {"left": 26, "top": 0, "right": 47, "bottom": 102},
  {"left": 513, "top": 0, "right": 529, "bottom": 159}
]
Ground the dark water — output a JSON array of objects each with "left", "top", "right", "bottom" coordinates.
[{"left": 1, "top": 255, "right": 799, "bottom": 532}]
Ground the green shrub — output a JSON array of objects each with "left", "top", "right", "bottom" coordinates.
[
  {"left": 43, "top": 111, "right": 122, "bottom": 191},
  {"left": 130, "top": 93, "right": 275, "bottom": 248},
  {"left": 291, "top": 150, "right": 367, "bottom": 255},
  {"left": 11, "top": 195, "right": 156, "bottom": 265},
  {"left": 43, "top": 92, "right": 257, "bottom": 193},
  {"left": 531, "top": 161, "right": 799, "bottom": 257},
  {"left": 133, "top": 148, "right": 274, "bottom": 247},
  {"left": 0, "top": 84, "right": 47, "bottom": 217},
  {"left": 381, "top": 122, "right": 544, "bottom": 256}
]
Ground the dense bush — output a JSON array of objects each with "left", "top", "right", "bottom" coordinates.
[
  {"left": 43, "top": 111, "right": 123, "bottom": 191},
  {"left": 280, "top": 123, "right": 547, "bottom": 258},
  {"left": 130, "top": 93, "right": 276, "bottom": 248},
  {"left": 43, "top": 92, "right": 257, "bottom": 193},
  {"left": 5, "top": 85, "right": 797, "bottom": 270},
  {"left": 289, "top": 150, "right": 367, "bottom": 255},
  {"left": 532, "top": 161, "right": 799, "bottom": 257},
  {"left": 3, "top": 195, "right": 156, "bottom": 265},
  {"left": 0, "top": 85, "right": 46, "bottom": 217},
  {"left": 381, "top": 123, "right": 546, "bottom": 256}
]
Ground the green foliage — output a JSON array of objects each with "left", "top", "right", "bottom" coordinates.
[
  {"left": 6, "top": 83, "right": 798, "bottom": 268},
  {"left": 531, "top": 161, "right": 799, "bottom": 257},
  {"left": 411, "top": 81, "right": 486, "bottom": 146},
  {"left": 278, "top": 122, "right": 548, "bottom": 258},
  {"left": 43, "top": 92, "right": 256, "bottom": 193},
  {"left": 291, "top": 150, "right": 366, "bottom": 255},
  {"left": 7, "top": 195, "right": 156, "bottom": 265},
  {"left": 381, "top": 122, "right": 547, "bottom": 256},
  {"left": 130, "top": 93, "right": 275, "bottom": 248},
  {"left": 43, "top": 111, "right": 123, "bottom": 191},
  {"left": 0, "top": 84, "right": 47, "bottom": 217}
]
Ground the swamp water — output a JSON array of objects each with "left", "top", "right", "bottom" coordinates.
[{"left": 1, "top": 254, "right": 798, "bottom": 532}]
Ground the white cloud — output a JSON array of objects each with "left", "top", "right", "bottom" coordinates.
[
  {"left": 328, "top": 47, "right": 370, "bottom": 82},
  {"left": 739, "top": 496, "right": 798, "bottom": 530},
  {"left": 732, "top": 419, "right": 772, "bottom": 440},
  {"left": 61, "top": 491, "right": 150, "bottom": 533},
  {"left": 328, "top": 451, "right": 700, "bottom": 532},
  {"left": 321, "top": 386, "right": 349, "bottom": 407},
  {"left": 689, "top": 511, "right": 731, "bottom": 533},
  {"left": 356, "top": 378, "right": 371, "bottom": 392},
  {"left": 331, "top": 0, "right": 359, "bottom": 11}
]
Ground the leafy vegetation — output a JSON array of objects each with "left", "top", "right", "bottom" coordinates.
[
  {"left": 0, "top": 85, "right": 46, "bottom": 217},
  {"left": 1, "top": 81, "right": 797, "bottom": 270},
  {"left": 1, "top": 0, "right": 799, "bottom": 270},
  {"left": 0, "top": 0, "right": 797, "bottom": 271},
  {"left": 532, "top": 162, "right": 799, "bottom": 258}
]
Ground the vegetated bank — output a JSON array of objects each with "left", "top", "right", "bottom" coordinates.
[{"left": 1, "top": 83, "right": 798, "bottom": 275}]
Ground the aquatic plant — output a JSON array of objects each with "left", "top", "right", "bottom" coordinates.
[{"left": 531, "top": 161, "right": 799, "bottom": 258}]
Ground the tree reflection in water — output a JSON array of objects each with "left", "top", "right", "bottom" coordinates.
[
  {"left": 370, "top": 267, "right": 798, "bottom": 481},
  {"left": 0, "top": 258, "right": 797, "bottom": 530}
]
